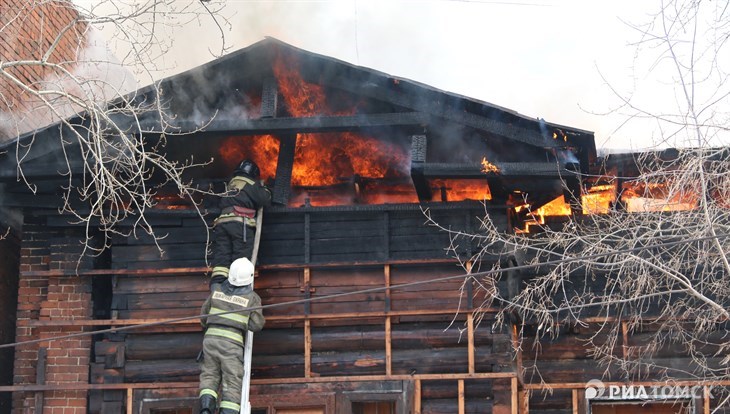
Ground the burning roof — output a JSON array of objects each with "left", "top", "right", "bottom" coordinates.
[{"left": 0, "top": 38, "right": 597, "bottom": 213}]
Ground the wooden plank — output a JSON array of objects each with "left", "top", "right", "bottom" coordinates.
[
  {"left": 137, "top": 112, "right": 430, "bottom": 135},
  {"left": 310, "top": 325, "right": 384, "bottom": 352},
  {"left": 467, "top": 314, "right": 475, "bottom": 374},
  {"left": 304, "top": 267, "right": 311, "bottom": 315},
  {"left": 309, "top": 219, "right": 383, "bottom": 239},
  {"left": 304, "top": 213, "right": 310, "bottom": 263},
  {"left": 522, "top": 379, "right": 730, "bottom": 390},
  {"left": 0, "top": 382, "right": 199, "bottom": 392},
  {"left": 382, "top": 211, "right": 390, "bottom": 260},
  {"left": 511, "top": 377, "right": 518, "bottom": 414},
  {"left": 21, "top": 257, "right": 462, "bottom": 277},
  {"left": 519, "top": 390, "right": 529, "bottom": 414},
  {"left": 391, "top": 348, "right": 480, "bottom": 376},
  {"left": 704, "top": 385, "right": 710, "bottom": 414},
  {"left": 458, "top": 380, "right": 465, "bottom": 414},
  {"left": 126, "top": 388, "right": 133, "bottom": 414},
  {"left": 310, "top": 237, "right": 381, "bottom": 256},
  {"left": 309, "top": 299, "right": 385, "bottom": 315},
  {"left": 119, "top": 227, "right": 209, "bottom": 246},
  {"left": 385, "top": 264, "right": 394, "bottom": 379},
  {"left": 272, "top": 134, "right": 296, "bottom": 205},
  {"left": 421, "top": 398, "right": 492, "bottom": 414},
  {"left": 414, "top": 379, "right": 421, "bottom": 414},
  {"left": 512, "top": 324, "right": 523, "bottom": 386},
  {"left": 119, "top": 260, "right": 206, "bottom": 270},
  {"left": 385, "top": 317, "right": 392, "bottom": 376},
  {"left": 305, "top": 319, "right": 311, "bottom": 378},
  {"left": 23, "top": 308, "right": 497, "bottom": 328},
  {"left": 572, "top": 389, "right": 578, "bottom": 414},
  {"left": 112, "top": 244, "right": 206, "bottom": 262},
  {"left": 113, "top": 275, "right": 207, "bottom": 294},
  {"left": 0, "top": 372, "right": 518, "bottom": 393},
  {"left": 384, "top": 264, "right": 391, "bottom": 312},
  {"left": 122, "top": 291, "right": 208, "bottom": 310},
  {"left": 621, "top": 320, "right": 629, "bottom": 359},
  {"left": 34, "top": 347, "right": 47, "bottom": 414},
  {"left": 419, "top": 379, "right": 491, "bottom": 400}
]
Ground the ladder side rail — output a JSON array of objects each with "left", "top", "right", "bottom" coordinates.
[{"left": 241, "top": 207, "right": 263, "bottom": 414}]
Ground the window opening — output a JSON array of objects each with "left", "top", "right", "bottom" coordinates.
[{"left": 352, "top": 401, "right": 396, "bottom": 414}]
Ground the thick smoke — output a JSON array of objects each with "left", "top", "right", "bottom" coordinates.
[{"left": 0, "top": 29, "right": 136, "bottom": 142}]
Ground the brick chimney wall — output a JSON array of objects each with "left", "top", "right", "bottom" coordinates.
[
  {"left": 12, "top": 217, "right": 93, "bottom": 414},
  {"left": 0, "top": 0, "right": 86, "bottom": 137}
]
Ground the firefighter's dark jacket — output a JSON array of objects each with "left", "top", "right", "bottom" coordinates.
[
  {"left": 219, "top": 174, "right": 272, "bottom": 215},
  {"left": 201, "top": 281, "right": 265, "bottom": 347}
]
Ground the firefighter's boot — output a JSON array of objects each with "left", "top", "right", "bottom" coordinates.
[
  {"left": 199, "top": 394, "right": 216, "bottom": 414},
  {"left": 219, "top": 408, "right": 239, "bottom": 414}
]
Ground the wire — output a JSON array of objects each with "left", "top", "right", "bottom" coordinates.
[
  {"left": 435, "top": 0, "right": 552, "bottom": 6},
  {"left": 1, "top": 232, "right": 728, "bottom": 350}
]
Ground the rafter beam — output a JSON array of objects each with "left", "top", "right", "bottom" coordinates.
[
  {"left": 314, "top": 72, "right": 560, "bottom": 149},
  {"left": 134, "top": 112, "right": 429, "bottom": 135},
  {"left": 416, "top": 162, "right": 576, "bottom": 179}
]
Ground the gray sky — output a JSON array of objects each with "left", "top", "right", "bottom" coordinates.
[{"left": 83, "top": 0, "right": 726, "bottom": 151}]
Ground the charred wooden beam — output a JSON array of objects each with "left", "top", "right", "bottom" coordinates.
[
  {"left": 313, "top": 72, "right": 560, "bottom": 149},
  {"left": 34, "top": 347, "right": 47, "bottom": 414},
  {"left": 562, "top": 162, "right": 582, "bottom": 216},
  {"left": 409, "top": 135, "right": 432, "bottom": 201},
  {"left": 381, "top": 212, "right": 390, "bottom": 261},
  {"left": 613, "top": 177, "right": 626, "bottom": 211},
  {"left": 417, "top": 162, "right": 574, "bottom": 179},
  {"left": 272, "top": 134, "right": 296, "bottom": 205},
  {"left": 135, "top": 112, "right": 429, "bottom": 135},
  {"left": 261, "top": 75, "right": 278, "bottom": 118}
]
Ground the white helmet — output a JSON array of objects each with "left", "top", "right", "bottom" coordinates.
[{"left": 229, "top": 257, "right": 254, "bottom": 287}]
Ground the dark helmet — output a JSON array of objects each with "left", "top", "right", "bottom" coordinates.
[{"left": 235, "top": 159, "right": 260, "bottom": 178}]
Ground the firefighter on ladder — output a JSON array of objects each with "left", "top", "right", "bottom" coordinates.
[
  {"left": 210, "top": 159, "right": 272, "bottom": 287},
  {"left": 198, "top": 257, "right": 265, "bottom": 414}
]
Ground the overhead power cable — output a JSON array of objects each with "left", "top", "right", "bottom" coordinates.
[{"left": 1, "top": 232, "right": 728, "bottom": 350}]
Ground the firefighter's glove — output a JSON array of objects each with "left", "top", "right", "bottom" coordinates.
[{"left": 210, "top": 275, "right": 226, "bottom": 290}]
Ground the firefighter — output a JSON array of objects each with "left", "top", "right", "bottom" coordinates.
[
  {"left": 198, "top": 257, "right": 265, "bottom": 414},
  {"left": 210, "top": 159, "right": 272, "bottom": 287}
]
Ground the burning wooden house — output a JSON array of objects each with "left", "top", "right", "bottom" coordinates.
[{"left": 2, "top": 38, "right": 714, "bottom": 414}]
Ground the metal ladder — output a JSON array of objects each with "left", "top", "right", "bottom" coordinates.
[{"left": 240, "top": 207, "right": 263, "bottom": 414}]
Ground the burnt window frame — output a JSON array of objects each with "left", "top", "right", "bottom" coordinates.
[{"left": 334, "top": 382, "right": 413, "bottom": 414}]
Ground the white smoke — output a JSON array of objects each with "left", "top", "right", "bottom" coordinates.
[{"left": 0, "top": 29, "right": 137, "bottom": 142}]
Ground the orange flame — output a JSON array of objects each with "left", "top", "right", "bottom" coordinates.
[
  {"left": 621, "top": 182, "right": 698, "bottom": 212},
  {"left": 481, "top": 157, "right": 500, "bottom": 174},
  {"left": 430, "top": 179, "right": 492, "bottom": 202},
  {"left": 273, "top": 52, "right": 352, "bottom": 117},
  {"left": 152, "top": 193, "right": 190, "bottom": 210},
  {"left": 535, "top": 195, "right": 572, "bottom": 217},
  {"left": 272, "top": 53, "right": 410, "bottom": 194},
  {"left": 512, "top": 195, "right": 572, "bottom": 233},
  {"left": 552, "top": 129, "right": 568, "bottom": 142},
  {"left": 291, "top": 132, "right": 408, "bottom": 187},
  {"left": 581, "top": 184, "right": 616, "bottom": 214},
  {"left": 218, "top": 135, "right": 280, "bottom": 181}
]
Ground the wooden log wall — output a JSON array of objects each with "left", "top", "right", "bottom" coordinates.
[
  {"left": 86, "top": 204, "right": 516, "bottom": 413},
  {"left": 15, "top": 204, "right": 724, "bottom": 413},
  {"left": 108, "top": 205, "right": 507, "bottom": 268}
]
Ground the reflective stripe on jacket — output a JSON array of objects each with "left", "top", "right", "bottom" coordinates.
[
  {"left": 205, "top": 326, "right": 244, "bottom": 345},
  {"left": 206, "top": 288, "right": 253, "bottom": 331},
  {"left": 200, "top": 281, "right": 266, "bottom": 346}
]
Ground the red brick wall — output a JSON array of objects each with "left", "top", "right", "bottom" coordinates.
[
  {"left": 0, "top": 0, "right": 85, "bottom": 135},
  {"left": 13, "top": 218, "right": 92, "bottom": 414}
]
